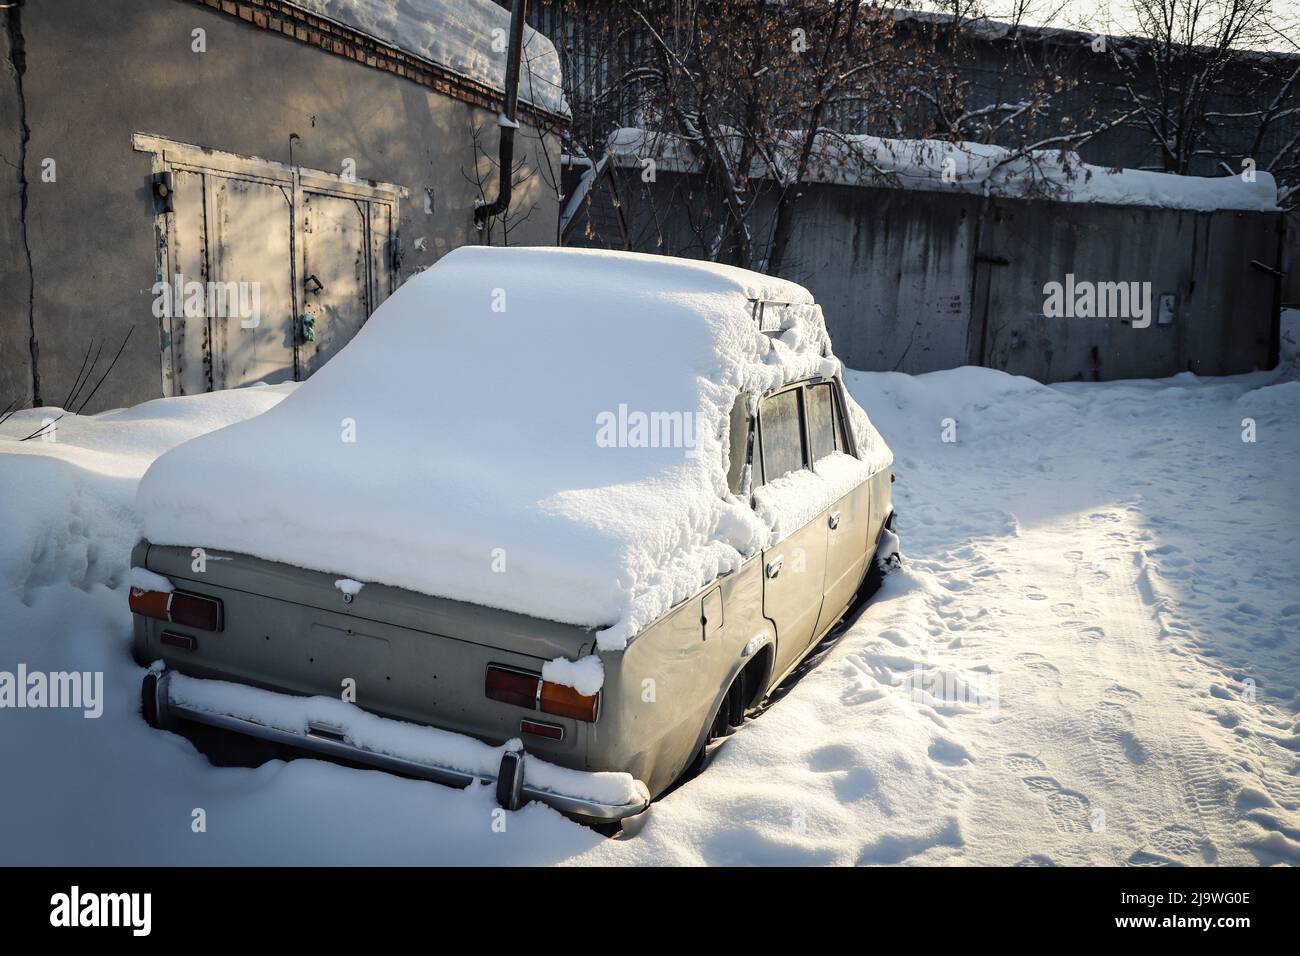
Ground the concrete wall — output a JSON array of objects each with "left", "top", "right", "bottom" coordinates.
[
  {"left": 0, "top": 0, "right": 561, "bottom": 414},
  {"left": 573, "top": 168, "right": 1284, "bottom": 382}
]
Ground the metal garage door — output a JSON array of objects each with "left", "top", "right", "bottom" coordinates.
[{"left": 135, "top": 134, "right": 403, "bottom": 396}]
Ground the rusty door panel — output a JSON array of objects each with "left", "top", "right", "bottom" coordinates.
[
  {"left": 300, "top": 191, "right": 371, "bottom": 377},
  {"left": 148, "top": 138, "right": 403, "bottom": 393},
  {"left": 166, "top": 169, "right": 211, "bottom": 395},
  {"left": 206, "top": 176, "right": 296, "bottom": 388},
  {"left": 369, "top": 201, "right": 395, "bottom": 308}
]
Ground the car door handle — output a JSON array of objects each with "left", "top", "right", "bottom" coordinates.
[
  {"left": 828, "top": 511, "right": 841, "bottom": 530},
  {"left": 765, "top": 555, "right": 783, "bottom": 579}
]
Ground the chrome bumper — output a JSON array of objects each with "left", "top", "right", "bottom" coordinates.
[{"left": 144, "top": 668, "right": 650, "bottom": 822}]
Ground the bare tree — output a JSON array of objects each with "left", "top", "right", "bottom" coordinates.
[
  {"left": 606, "top": 1, "right": 938, "bottom": 274},
  {"left": 1105, "top": 0, "right": 1299, "bottom": 202}
]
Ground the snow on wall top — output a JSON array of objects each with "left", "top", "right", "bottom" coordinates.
[
  {"left": 137, "top": 247, "right": 891, "bottom": 650},
  {"left": 606, "top": 127, "right": 1279, "bottom": 213},
  {"left": 288, "top": 0, "right": 567, "bottom": 116}
]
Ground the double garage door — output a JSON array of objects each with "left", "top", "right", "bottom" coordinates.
[{"left": 135, "top": 134, "right": 403, "bottom": 395}]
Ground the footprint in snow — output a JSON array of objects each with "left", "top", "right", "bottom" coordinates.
[
  {"left": 1003, "top": 752, "right": 1047, "bottom": 775},
  {"left": 1020, "top": 775, "right": 1095, "bottom": 834},
  {"left": 1014, "top": 653, "right": 1063, "bottom": 687},
  {"left": 1129, "top": 825, "right": 1217, "bottom": 865}
]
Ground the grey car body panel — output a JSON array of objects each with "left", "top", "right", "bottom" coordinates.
[
  {"left": 131, "top": 371, "right": 893, "bottom": 808},
  {"left": 134, "top": 544, "right": 595, "bottom": 766}
]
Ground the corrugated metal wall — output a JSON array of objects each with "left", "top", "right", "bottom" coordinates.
[{"left": 573, "top": 170, "right": 1285, "bottom": 382}]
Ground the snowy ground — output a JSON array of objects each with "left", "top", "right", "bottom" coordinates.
[{"left": 1, "top": 331, "right": 1297, "bottom": 864}]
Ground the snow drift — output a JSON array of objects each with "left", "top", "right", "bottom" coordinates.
[
  {"left": 0, "top": 386, "right": 293, "bottom": 598},
  {"left": 137, "top": 247, "right": 892, "bottom": 649}
]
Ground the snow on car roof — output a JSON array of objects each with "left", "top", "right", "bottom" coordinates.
[
  {"left": 287, "top": 0, "right": 568, "bottom": 117},
  {"left": 137, "top": 247, "right": 891, "bottom": 648}
]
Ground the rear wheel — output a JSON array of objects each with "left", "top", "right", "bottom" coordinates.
[
  {"left": 140, "top": 672, "right": 163, "bottom": 729},
  {"left": 859, "top": 521, "right": 902, "bottom": 602},
  {"left": 685, "top": 661, "right": 757, "bottom": 779},
  {"left": 603, "top": 654, "right": 770, "bottom": 834}
]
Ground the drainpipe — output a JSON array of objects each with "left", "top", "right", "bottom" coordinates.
[{"left": 474, "top": 0, "right": 527, "bottom": 230}]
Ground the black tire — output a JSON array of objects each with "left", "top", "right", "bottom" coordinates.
[
  {"left": 685, "top": 675, "right": 747, "bottom": 778},
  {"left": 859, "top": 521, "right": 902, "bottom": 602},
  {"left": 141, "top": 672, "right": 162, "bottom": 729}
]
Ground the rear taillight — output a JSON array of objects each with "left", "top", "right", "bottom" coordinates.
[
  {"left": 484, "top": 665, "right": 538, "bottom": 709},
  {"left": 129, "top": 584, "right": 223, "bottom": 632},
  {"left": 485, "top": 665, "right": 600, "bottom": 723},
  {"left": 169, "top": 591, "right": 222, "bottom": 630},
  {"left": 540, "top": 680, "right": 600, "bottom": 722},
  {"left": 128, "top": 587, "right": 170, "bottom": 620}
]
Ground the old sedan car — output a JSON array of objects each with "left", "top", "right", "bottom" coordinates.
[{"left": 128, "top": 246, "right": 896, "bottom": 825}]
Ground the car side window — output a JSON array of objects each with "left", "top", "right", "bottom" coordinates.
[
  {"left": 759, "top": 388, "right": 806, "bottom": 483},
  {"left": 806, "top": 383, "right": 836, "bottom": 464}
]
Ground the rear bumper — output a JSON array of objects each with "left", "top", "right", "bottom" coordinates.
[{"left": 145, "top": 668, "right": 650, "bottom": 822}]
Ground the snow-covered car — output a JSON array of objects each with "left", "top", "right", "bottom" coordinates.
[{"left": 127, "top": 247, "right": 896, "bottom": 824}]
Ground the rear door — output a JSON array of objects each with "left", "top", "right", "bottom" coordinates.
[
  {"left": 811, "top": 380, "right": 871, "bottom": 635},
  {"left": 757, "top": 385, "right": 830, "bottom": 680}
]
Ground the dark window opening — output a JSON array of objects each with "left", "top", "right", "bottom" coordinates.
[{"left": 759, "top": 388, "right": 806, "bottom": 484}]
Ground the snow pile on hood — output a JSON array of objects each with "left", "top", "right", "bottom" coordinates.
[
  {"left": 606, "top": 127, "right": 1278, "bottom": 213},
  {"left": 288, "top": 0, "right": 568, "bottom": 117},
  {"left": 137, "top": 247, "right": 891, "bottom": 649}
]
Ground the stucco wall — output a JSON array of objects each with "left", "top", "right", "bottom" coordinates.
[
  {"left": 0, "top": 15, "right": 33, "bottom": 411},
  {"left": 1, "top": 0, "right": 561, "bottom": 413}
]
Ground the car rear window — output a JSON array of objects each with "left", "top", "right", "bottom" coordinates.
[
  {"left": 807, "top": 383, "right": 836, "bottom": 463},
  {"left": 759, "top": 388, "right": 806, "bottom": 483}
]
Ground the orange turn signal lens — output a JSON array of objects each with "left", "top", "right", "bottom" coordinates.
[
  {"left": 129, "top": 587, "right": 170, "bottom": 621},
  {"left": 540, "top": 680, "right": 600, "bottom": 722},
  {"left": 485, "top": 665, "right": 600, "bottom": 723},
  {"left": 129, "top": 586, "right": 223, "bottom": 632}
]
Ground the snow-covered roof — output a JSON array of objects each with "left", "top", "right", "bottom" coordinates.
[
  {"left": 606, "top": 127, "right": 1279, "bottom": 213},
  {"left": 288, "top": 0, "right": 567, "bottom": 117},
  {"left": 138, "top": 247, "right": 891, "bottom": 650}
]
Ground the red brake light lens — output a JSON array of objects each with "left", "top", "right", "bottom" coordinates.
[
  {"left": 160, "top": 631, "right": 196, "bottom": 651},
  {"left": 520, "top": 719, "right": 564, "bottom": 741},
  {"left": 169, "top": 591, "right": 222, "bottom": 631},
  {"left": 485, "top": 666, "right": 539, "bottom": 709}
]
